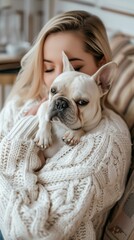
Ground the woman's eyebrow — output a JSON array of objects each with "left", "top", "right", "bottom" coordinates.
[
  {"left": 43, "top": 58, "right": 84, "bottom": 62},
  {"left": 69, "top": 58, "right": 84, "bottom": 62}
]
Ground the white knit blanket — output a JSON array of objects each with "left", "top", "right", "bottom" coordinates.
[{"left": 0, "top": 97, "right": 131, "bottom": 240}]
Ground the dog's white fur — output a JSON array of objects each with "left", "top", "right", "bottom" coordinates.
[{"left": 35, "top": 52, "right": 117, "bottom": 158}]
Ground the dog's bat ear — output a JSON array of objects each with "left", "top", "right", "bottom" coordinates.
[
  {"left": 62, "top": 51, "right": 75, "bottom": 72},
  {"left": 93, "top": 61, "right": 118, "bottom": 97}
]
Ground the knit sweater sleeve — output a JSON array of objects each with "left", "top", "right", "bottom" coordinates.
[
  {"left": 0, "top": 111, "right": 131, "bottom": 240},
  {"left": 0, "top": 95, "right": 39, "bottom": 136},
  {"left": 0, "top": 97, "right": 20, "bottom": 135}
]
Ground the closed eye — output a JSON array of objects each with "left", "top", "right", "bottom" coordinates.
[
  {"left": 75, "top": 67, "right": 81, "bottom": 71},
  {"left": 74, "top": 66, "right": 83, "bottom": 72},
  {"left": 45, "top": 69, "right": 54, "bottom": 73}
]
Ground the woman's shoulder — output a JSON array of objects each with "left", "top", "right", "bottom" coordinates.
[
  {"left": 82, "top": 108, "right": 130, "bottom": 140},
  {"left": 102, "top": 108, "right": 131, "bottom": 136},
  {"left": 79, "top": 108, "right": 131, "bottom": 163},
  {"left": 90, "top": 108, "right": 131, "bottom": 151}
]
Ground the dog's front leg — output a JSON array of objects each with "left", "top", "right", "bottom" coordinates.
[
  {"left": 62, "top": 129, "right": 85, "bottom": 145},
  {"left": 34, "top": 102, "right": 52, "bottom": 149}
]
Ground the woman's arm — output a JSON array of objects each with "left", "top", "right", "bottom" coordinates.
[
  {"left": 0, "top": 97, "right": 20, "bottom": 136},
  {"left": 0, "top": 96, "right": 40, "bottom": 138},
  {"left": 0, "top": 112, "right": 131, "bottom": 240}
]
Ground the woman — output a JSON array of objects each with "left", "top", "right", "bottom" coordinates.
[{"left": 0, "top": 11, "right": 131, "bottom": 240}]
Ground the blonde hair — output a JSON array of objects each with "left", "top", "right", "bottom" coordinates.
[{"left": 8, "top": 10, "right": 112, "bottom": 104}]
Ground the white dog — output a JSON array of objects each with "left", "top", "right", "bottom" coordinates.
[{"left": 35, "top": 52, "right": 117, "bottom": 158}]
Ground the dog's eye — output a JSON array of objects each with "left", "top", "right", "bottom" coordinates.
[
  {"left": 76, "top": 99, "right": 89, "bottom": 106},
  {"left": 51, "top": 87, "right": 57, "bottom": 94}
]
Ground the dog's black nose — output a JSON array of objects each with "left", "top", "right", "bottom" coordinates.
[{"left": 55, "top": 98, "right": 69, "bottom": 111}]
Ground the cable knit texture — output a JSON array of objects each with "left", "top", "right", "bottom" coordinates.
[{"left": 0, "top": 96, "right": 131, "bottom": 240}]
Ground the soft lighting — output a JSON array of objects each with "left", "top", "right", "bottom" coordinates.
[{"left": 0, "top": 0, "right": 12, "bottom": 9}]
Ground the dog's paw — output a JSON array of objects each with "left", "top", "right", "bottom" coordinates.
[
  {"left": 62, "top": 130, "right": 81, "bottom": 145},
  {"left": 62, "top": 129, "right": 85, "bottom": 146},
  {"left": 34, "top": 129, "right": 52, "bottom": 149}
]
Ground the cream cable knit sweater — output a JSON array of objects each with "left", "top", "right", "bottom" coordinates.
[{"left": 0, "top": 96, "right": 131, "bottom": 240}]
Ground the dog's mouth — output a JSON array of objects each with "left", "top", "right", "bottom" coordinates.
[{"left": 48, "top": 97, "right": 81, "bottom": 129}]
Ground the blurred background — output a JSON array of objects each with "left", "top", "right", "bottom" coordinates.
[
  {"left": 0, "top": 0, "right": 134, "bottom": 46},
  {"left": 0, "top": 0, "right": 134, "bottom": 108}
]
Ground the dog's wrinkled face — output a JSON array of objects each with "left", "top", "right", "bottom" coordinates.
[
  {"left": 48, "top": 71, "right": 100, "bottom": 130},
  {"left": 47, "top": 52, "right": 117, "bottom": 131}
]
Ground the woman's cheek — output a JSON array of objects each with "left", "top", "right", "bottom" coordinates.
[{"left": 44, "top": 75, "right": 55, "bottom": 89}]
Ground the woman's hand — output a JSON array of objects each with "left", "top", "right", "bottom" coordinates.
[{"left": 25, "top": 97, "right": 47, "bottom": 116}]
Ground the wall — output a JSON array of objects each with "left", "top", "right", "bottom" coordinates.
[
  {"left": 52, "top": 0, "right": 134, "bottom": 37},
  {"left": 1, "top": 0, "right": 134, "bottom": 44},
  {"left": 0, "top": 0, "right": 134, "bottom": 108}
]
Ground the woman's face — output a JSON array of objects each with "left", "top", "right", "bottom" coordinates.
[{"left": 43, "top": 31, "right": 99, "bottom": 90}]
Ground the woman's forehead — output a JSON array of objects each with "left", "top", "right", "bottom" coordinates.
[{"left": 43, "top": 31, "right": 85, "bottom": 59}]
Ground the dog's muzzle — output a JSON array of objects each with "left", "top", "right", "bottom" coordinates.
[
  {"left": 48, "top": 97, "right": 70, "bottom": 120},
  {"left": 48, "top": 97, "right": 81, "bottom": 129},
  {"left": 55, "top": 98, "right": 69, "bottom": 111}
]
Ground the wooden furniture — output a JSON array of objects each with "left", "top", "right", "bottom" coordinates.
[
  {"left": 0, "top": 53, "right": 20, "bottom": 108},
  {"left": 0, "top": 73, "right": 17, "bottom": 107},
  {"left": 0, "top": 53, "right": 21, "bottom": 71}
]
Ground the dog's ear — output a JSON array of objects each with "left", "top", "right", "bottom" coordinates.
[
  {"left": 62, "top": 51, "right": 75, "bottom": 72},
  {"left": 93, "top": 61, "right": 118, "bottom": 97}
]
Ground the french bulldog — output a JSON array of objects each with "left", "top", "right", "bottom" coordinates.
[{"left": 35, "top": 52, "right": 117, "bottom": 158}]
